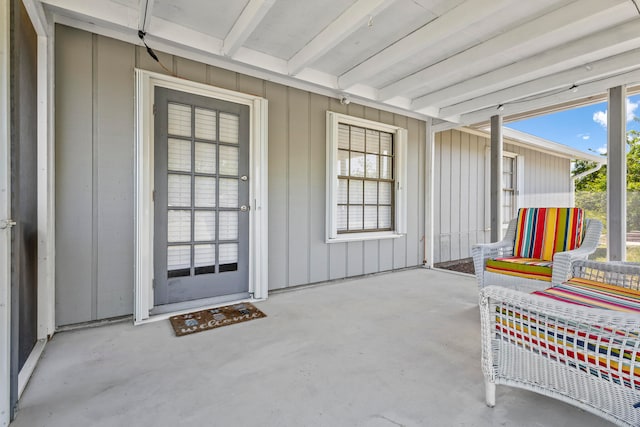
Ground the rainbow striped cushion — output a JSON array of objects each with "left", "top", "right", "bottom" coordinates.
[
  {"left": 495, "top": 279, "right": 640, "bottom": 391},
  {"left": 485, "top": 257, "right": 552, "bottom": 282},
  {"left": 533, "top": 277, "right": 640, "bottom": 313},
  {"left": 513, "top": 207, "right": 585, "bottom": 261}
]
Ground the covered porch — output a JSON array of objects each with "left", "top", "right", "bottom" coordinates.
[
  {"left": 10, "top": 268, "right": 607, "bottom": 426},
  {"left": 3, "top": 0, "right": 640, "bottom": 425}
]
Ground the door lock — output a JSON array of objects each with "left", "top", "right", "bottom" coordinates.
[
  {"left": 240, "top": 175, "right": 248, "bottom": 181},
  {"left": 240, "top": 205, "right": 249, "bottom": 212},
  {"left": 0, "top": 219, "right": 16, "bottom": 230}
]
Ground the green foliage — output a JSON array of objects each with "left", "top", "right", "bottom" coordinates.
[{"left": 574, "top": 125, "right": 640, "bottom": 232}]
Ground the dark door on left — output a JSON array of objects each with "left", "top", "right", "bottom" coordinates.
[{"left": 9, "top": 0, "right": 38, "bottom": 419}]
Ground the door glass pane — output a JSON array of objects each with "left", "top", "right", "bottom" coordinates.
[
  {"left": 349, "top": 180, "right": 363, "bottom": 204},
  {"left": 219, "top": 113, "right": 239, "bottom": 144},
  {"left": 337, "top": 205, "right": 347, "bottom": 231},
  {"left": 168, "top": 174, "right": 191, "bottom": 207},
  {"left": 167, "top": 210, "right": 191, "bottom": 242},
  {"left": 219, "top": 178, "right": 239, "bottom": 208},
  {"left": 364, "top": 181, "right": 377, "bottom": 204},
  {"left": 219, "top": 243, "right": 238, "bottom": 265},
  {"left": 219, "top": 211, "right": 238, "bottom": 240},
  {"left": 168, "top": 103, "right": 191, "bottom": 137},
  {"left": 338, "top": 124, "right": 349, "bottom": 149},
  {"left": 195, "top": 142, "right": 216, "bottom": 174},
  {"left": 364, "top": 206, "right": 377, "bottom": 229},
  {"left": 379, "top": 182, "right": 391, "bottom": 204},
  {"left": 365, "top": 154, "right": 378, "bottom": 178},
  {"left": 194, "top": 211, "right": 215, "bottom": 241},
  {"left": 349, "top": 206, "right": 363, "bottom": 229},
  {"left": 194, "top": 244, "right": 215, "bottom": 267},
  {"left": 168, "top": 138, "right": 191, "bottom": 172},
  {"left": 219, "top": 145, "right": 239, "bottom": 176},
  {"left": 337, "top": 179, "right": 348, "bottom": 204},
  {"left": 194, "top": 177, "right": 216, "bottom": 207},
  {"left": 195, "top": 108, "right": 216, "bottom": 140},
  {"left": 168, "top": 245, "right": 191, "bottom": 270},
  {"left": 350, "top": 127, "right": 365, "bottom": 151},
  {"left": 337, "top": 150, "right": 349, "bottom": 175},
  {"left": 379, "top": 206, "right": 391, "bottom": 228}
]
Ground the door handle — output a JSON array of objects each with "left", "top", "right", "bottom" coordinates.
[
  {"left": 240, "top": 205, "right": 249, "bottom": 212},
  {"left": 0, "top": 219, "right": 16, "bottom": 230}
]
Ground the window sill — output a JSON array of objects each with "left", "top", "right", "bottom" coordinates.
[{"left": 326, "top": 231, "right": 405, "bottom": 244}]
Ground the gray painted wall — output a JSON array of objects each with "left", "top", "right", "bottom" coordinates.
[
  {"left": 433, "top": 129, "right": 571, "bottom": 263},
  {"left": 54, "top": 25, "right": 426, "bottom": 326}
]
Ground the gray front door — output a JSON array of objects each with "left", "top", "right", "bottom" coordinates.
[{"left": 154, "top": 87, "right": 250, "bottom": 306}]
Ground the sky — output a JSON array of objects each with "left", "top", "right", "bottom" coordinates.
[{"left": 507, "top": 94, "right": 640, "bottom": 155}]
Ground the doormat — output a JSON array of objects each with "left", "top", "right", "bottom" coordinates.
[{"left": 169, "top": 303, "right": 266, "bottom": 337}]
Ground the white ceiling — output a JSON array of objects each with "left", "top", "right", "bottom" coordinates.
[{"left": 36, "top": 0, "right": 640, "bottom": 128}]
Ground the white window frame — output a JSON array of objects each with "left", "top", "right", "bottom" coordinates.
[
  {"left": 134, "top": 69, "right": 268, "bottom": 324},
  {"left": 484, "top": 148, "right": 524, "bottom": 236},
  {"left": 326, "top": 111, "right": 407, "bottom": 243}
]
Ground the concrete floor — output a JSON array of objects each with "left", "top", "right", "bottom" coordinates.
[{"left": 12, "top": 268, "right": 611, "bottom": 427}]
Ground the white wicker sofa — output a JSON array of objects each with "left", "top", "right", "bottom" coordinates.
[
  {"left": 480, "top": 260, "right": 640, "bottom": 426},
  {"left": 472, "top": 209, "right": 602, "bottom": 293}
]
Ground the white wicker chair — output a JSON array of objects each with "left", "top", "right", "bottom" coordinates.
[
  {"left": 480, "top": 260, "right": 640, "bottom": 426},
  {"left": 472, "top": 218, "right": 602, "bottom": 293}
]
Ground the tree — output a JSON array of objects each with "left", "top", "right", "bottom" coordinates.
[{"left": 574, "top": 123, "right": 640, "bottom": 231}]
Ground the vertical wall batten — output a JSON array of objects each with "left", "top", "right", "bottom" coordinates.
[
  {"left": 287, "top": 88, "right": 310, "bottom": 286},
  {"left": 91, "top": 34, "right": 98, "bottom": 320},
  {"left": 55, "top": 26, "right": 93, "bottom": 325},
  {"left": 95, "top": 35, "right": 135, "bottom": 319},
  {"left": 265, "top": 81, "right": 288, "bottom": 289},
  {"left": 55, "top": 25, "right": 427, "bottom": 325}
]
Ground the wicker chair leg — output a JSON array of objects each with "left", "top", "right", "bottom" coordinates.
[{"left": 485, "top": 381, "right": 496, "bottom": 407}]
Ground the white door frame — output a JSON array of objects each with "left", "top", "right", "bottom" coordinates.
[
  {"left": 1, "top": 0, "right": 12, "bottom": 423},
  {"left": 134, "top": 69, "right": 269, "bottom": 324}
]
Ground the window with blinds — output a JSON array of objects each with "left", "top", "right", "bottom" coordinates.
[
  {"left": 502, "top": 155, "right": 517, "bottom": 224},
  {"left": 326, "top": 111, "right": 407, "bottom": 243},
  {"left": 336, "top": 123, "right": 394, "bottom": 233}
]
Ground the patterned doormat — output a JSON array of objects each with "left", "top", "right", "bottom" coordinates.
[{"left": 169, "top": 302, "right": 267, "bottom": 337}]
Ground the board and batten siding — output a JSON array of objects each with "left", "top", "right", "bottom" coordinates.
[
  {"left": 433, "top": 129, "right": 572, "bottom": 264},
  {"left": 54, "top": 25, "right": 426, "bottom": 326}
]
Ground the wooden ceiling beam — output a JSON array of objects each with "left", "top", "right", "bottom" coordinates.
[
  {"left": 337, "top": 0, "right": 510, "bottom": 90},
  {"left": 287, "top": 0, "right": 396, "bottom": 75},
  {"left": 223, "top": 0, "right": 276, "bottom": 57},
  {"left": 381, "top": 0, "right": 630, "bottom": 102}
]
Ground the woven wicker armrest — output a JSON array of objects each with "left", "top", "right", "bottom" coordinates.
[
  {"left": 570, "top": 260, "right": 640, "bottom": 291},
  {"left": 551, "top": 219, "right": 603, "bottom": 285},
  {"left": 479, "top": 285, "right": 640, "bottom": 426}
]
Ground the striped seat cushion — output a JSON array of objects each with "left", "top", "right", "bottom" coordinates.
[
  {"left": 485, "top": 256, "right": 553, "bottom": 282},
  {"left": 495, "top": 279, "right": 640, "bottom": 391},
  {"left": 514, "top": 207, "right": 585, "bottom": 261},
  {"left": 533, "top": 277, "right": 640, "bottom": 313}
]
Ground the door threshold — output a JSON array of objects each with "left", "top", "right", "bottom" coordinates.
[{"left": 138, "top": 292, "right": 260, "bottom": 325}]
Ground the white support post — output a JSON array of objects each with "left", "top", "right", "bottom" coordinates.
[
  {"left": 424, "top": 118, "right": 435, "bottom": 267},
  {"left": 490, "top": 115, "right": 503, "bottom": 242},
  {"left": 607, "top": 85, "right": 627, "bottom": 261}
]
